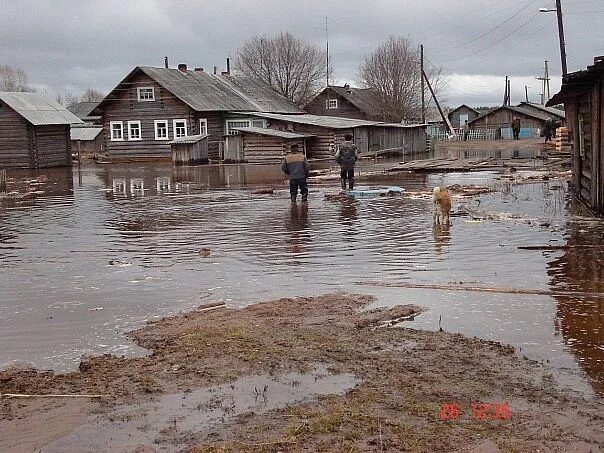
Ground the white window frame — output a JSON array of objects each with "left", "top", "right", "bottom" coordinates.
[
  {"left": 173, "top": 119, "right": 187, "bottom": 139},
  {"left": 225, "top": 119, "right": 251, "bottom": 135},
  {"left": 127, "top": 120, "right": 142, "bottom": 141},
  {"left": 199, "top": 118, "right": 208, "bottom": 135},
  {"left": 110, "top": 121, "right": 124, "bottom": 141},
  {"left": 137, "top": 87, "right": 155, "bottom": 102},
  {"left": 154, "top": 120, "right": 169, "bottom": 140},
  {"left": 326, "top": 99, "right": 338, "bottom": 109}
]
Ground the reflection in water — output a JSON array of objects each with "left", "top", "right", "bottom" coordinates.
[
  {"left": 284, "top": 203, "right": 310, "bottom": 257},
  {"left": 432, "top": 222, "right": 451, "bottom": 256},
  {"left": 548, "top": 222, "right": 604, "bottom": 396}
]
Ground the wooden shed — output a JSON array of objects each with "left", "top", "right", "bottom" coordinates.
[
  {"left": 469, "top": 105, "right": 552, "bottom": 138},
  {"left": 238, "top": 113, "right": 427, "bottom": 160},
  {"left": 170, "top": 133, "right": 209, "bottom": 166},
  {"left": 70, "top": 126, "right": 103, "bottom": 157},
  {"left": 0, "top": 92, "right": 82, "bottom": 168},
  {"left": 224, "top": 127, "right": 313, "bottom": 164},
  {"left": 548, "top": 57, "right": 604, "bottom": 215},
  {"left": 447, "top": 104, "right": 480, "bottom": 129}
]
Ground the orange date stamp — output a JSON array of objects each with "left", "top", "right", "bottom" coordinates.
[{"left": 439, "top": 402, "right": 511, "bottom": 421}]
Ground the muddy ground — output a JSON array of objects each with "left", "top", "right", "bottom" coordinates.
[{"left": 1, "top": 293, "right": 602, "bottom": 452}]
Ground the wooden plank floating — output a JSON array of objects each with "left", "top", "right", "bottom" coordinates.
[{"left": 395, "top": 157, "right": 542, "bottom": 172}]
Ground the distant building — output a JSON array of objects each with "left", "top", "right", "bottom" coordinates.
[
  {"left": 548, "top": 56, "right": 604, "bottom": 215},
  {"left": 447, "top": 104, "right": 480, "bottom": 129},
  {"left": 305, "top": 85, "right": 386, "bottom": 121},
  {"left": 0, "top": 92, "right": 82, "bottom": 168},
  {"left": 70, "top": 126, "right": 103, "bottom": 156},
  {"left": 469, "top": 105, "right": 555, "bottom": 138},
  {"left": 68, "top": 102, "right": 101, "bottom": 125},
  {"left": 516, "top": 102, "right": 565, "bottom": 124},
  {"left": 93, "top": 65, "right": 303, "bottom": 160}
]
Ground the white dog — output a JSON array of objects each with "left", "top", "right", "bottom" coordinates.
[{"left": 433, "top": 186, "right": 451, "bottom": 225}]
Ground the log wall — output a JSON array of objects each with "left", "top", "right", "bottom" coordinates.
[
  {"left": 35, "top": 125, "right": 72, "bottom": 168},
  {"left": 0, "top": 103, "right": 32, "bottom": 168}
]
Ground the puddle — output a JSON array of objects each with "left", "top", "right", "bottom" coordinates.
[{"left": 44, "top": 364, "right": 358, "bottom": 452}]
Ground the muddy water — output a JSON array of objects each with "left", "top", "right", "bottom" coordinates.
[
  {"left": 0, "top": 160, "right": 602, "bottom": 397},
  {"left": 45, "top": 364, "right": 357, "bottom": 452}
]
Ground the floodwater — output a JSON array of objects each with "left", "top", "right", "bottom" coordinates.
[
  {"left": 44, "top": 364, "right": 357, "bottom": 452},
  {"left": 0, "top": 158, "right": 603, "bottom": 398}
]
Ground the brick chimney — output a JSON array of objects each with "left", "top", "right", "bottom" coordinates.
[
  {"left": 194, "top": 67, "right": 204, "bottom": 72},
  {"left": 178, "top": 63, "right": 187, "bottom": 73}
]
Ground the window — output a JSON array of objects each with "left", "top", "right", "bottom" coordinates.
[
  {"left": 110, "top": 121, "right": 124, "bottom": 141},
  {"left": 154, "top": 120, "right": 169, "bottom": 140},
  {"left": 127, "top": 121, "right": 142, "bottom": 140},
  {"left": 252, "top": 119, "right": 266, "bottom": 128},
  {"left": 326, "top": 98, "right": 338, "bottom": 109},
  {"left": 226, "top": 119, "right": 251, "bottom": 135},
  {"left": 137, "top": 87, "right": 155, "bottom": 101},
  {"left": 173, "top": 119, "right": 187, "bottom": 138},
  {"left": 199, "top": 118, "right": 208, "bottom": 135}
]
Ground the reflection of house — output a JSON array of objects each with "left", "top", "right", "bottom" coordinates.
[
  {"left": 447, "top": 104, "right": 480, "bottom": 129},
  {"left": 548, "top": 57, "right": 604, "bottom": 215},
  {"left": 305, "top": 85, "right": 385, "bottom": 121},
  {"left": 548, "top": 225, "right": 604, "bottom": 396},
  {"left": 233, "top": 113, "right": 426, "bottom": 160},
  {"left": 469, "top": 105, "right": 554, "bottom": 138},
  {"left": 93, "top": 65, "right": 303, "bottom": 161},
  {"left": 0, "top": 92, "right": 82, "bottom": 168}
]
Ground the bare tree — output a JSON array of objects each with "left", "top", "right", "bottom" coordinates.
[
  {"left": 359, "top": 36, "right": 445, "bottom": 122},
  {"left": 235, "top": 32, "right": 328, "bottom": 107},
  {"left": 81, "top": 88, "right": 105, "bottom": 102},
  {"left": 0, "top": 65, "right": 35, "bottom": 92},
  {"left": 56, "top": 90, "right": 79, "bottom": 107}
]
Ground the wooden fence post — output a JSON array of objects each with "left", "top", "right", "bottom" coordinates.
[{"left": 0, "top": 168, "right": 6, "bottom": 194}]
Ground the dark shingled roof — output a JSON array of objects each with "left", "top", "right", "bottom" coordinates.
[
  {"left": 98, "top": 66, "right": 304, "bottom": 114},
  {"left": 547, "top": 58, "right": 604, "bottom": 106},
  {"left": 325, "top": 86, "right": 383, "bottom": 117},
  {"left": 67, "top": 101, "right": 100, "bottom": 119}
]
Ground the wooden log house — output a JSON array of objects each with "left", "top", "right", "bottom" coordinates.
[
  {"left": 93, "top": 65, "right": 303, "bottom": 161},
  {"left": 224, "top": 127, "right": 313, "bottom": 164},
  {"left": 305, "top": 85, "right": 386, "bottom": 121},
  {"left": 0, "top": 92, "right": 82, "bottom": 168},
  {"left": 548, "top": 57, "right": 604, "bottom": 215}
]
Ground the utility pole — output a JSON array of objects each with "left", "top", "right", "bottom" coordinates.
[
  {"left": 423, "top": 69, "right": 455, "bottom": 136},
  {"left": 556, "top": 0, "right": 568, "bottom": 76},
  {"left": 507, "top": 78, "right": 511, "bottom": 105},
  {"left": 325, "top": 16, "right": 329, "bottom": 87},
  {"left": 420, "top": 44, "right": 425, "bottom": 123},
  {"left": 536, "top": 60, "right": 550, "bottom": 105},
  {"left": 503, "top": 76, "right": 509, "bottom": 106}
]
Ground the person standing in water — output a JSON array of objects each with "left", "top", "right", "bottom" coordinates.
[
  {"left": 281, "top": 144, "right": 310, "bottom": 203},
  {"left": 335, "top": 134, "right": 358, "bottom": 190}
]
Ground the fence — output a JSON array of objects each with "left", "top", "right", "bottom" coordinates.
[{"left": 428, "top": 129, "right": 498, "bottom": 142}]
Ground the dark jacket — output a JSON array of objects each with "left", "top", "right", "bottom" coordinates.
[
  {"left": 335, "top": 141, "right": 358, "bottom": 170},
  {"left": 281, "top": 152, "right": 310, "bottom": 180}
]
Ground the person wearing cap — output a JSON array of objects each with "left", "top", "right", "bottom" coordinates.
[
  {"left": 335, "top": 134, "right": 358, "bottom": 190},
  {"left": 281, "top": 144, "right": 310, "bottom": 203}
]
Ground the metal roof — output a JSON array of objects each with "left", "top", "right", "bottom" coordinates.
[
  {"left": 232, "top": 127, "right": 314, "bottom": 139},
  {"left": 169, "top": 133, "right": 209, "bottom": 144},
  {"left": 239, "top": 112, "right": 426, "bottom": 129},
  {"left": 70, "top": 127, "right": 102, "bottom": 141},
  {"left": 516, "top": 102, "right": 565, "bottom": 119},
  {"left": 0, "top": 92, "right": 83, "bottom": 125},
  {"left": 101, "top": 67, "right": 304, "bottom": 114}
]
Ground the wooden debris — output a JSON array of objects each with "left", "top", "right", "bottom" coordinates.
[
  {"left": 518, "top": 245, "right": 604, "bottom": 251},
  {"left": 197, "top": 301, "right": 226, "bottom": 312},
  {"left": 1, "top": 393, "right": 107, "bottom": 398}
]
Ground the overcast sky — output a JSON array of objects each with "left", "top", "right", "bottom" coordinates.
[{"left": 1, "top": 0, "right": 602, "bottom": 107}]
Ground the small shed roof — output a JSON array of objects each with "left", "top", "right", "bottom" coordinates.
[
  {"left": 70, "top": 127, "right": 102, "bottom": 141},
  {"left": 232, "top": 127, "right": 314, "bottom": 139},
  {"left": 448, "top": 104, "right": 480, "bottom": 116},
  {"left": 0, "top": 92, "right": 83, "bottom": 125},
  {"left": 169, "top": 133, "right": 209, "bottom": 145}
]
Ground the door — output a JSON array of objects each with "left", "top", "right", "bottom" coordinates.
[{"left": 354, "top": 127, "right": 369, "bottom": 154}]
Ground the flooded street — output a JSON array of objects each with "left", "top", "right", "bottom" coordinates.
[{"left": 0, "top": 159, "right": 602, "bottom": 398}]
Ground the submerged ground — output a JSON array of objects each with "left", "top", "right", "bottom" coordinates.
[{"left": 1, "top": 139, "right": 603, "bottom": 451}]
